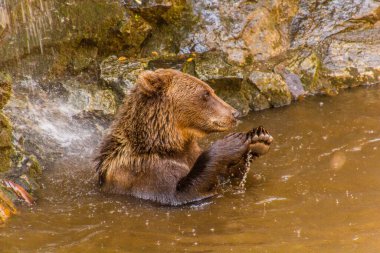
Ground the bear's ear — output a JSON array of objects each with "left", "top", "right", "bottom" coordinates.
[{"left": 136, "top": 69, "right": 174, "bottom": 96}]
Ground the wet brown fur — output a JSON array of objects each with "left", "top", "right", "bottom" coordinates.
[{"left": 95, "top": 69, "right": 268, "bottom": 205}]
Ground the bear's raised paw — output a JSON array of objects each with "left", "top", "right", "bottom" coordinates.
[{"left": 248, "top": 126, "right": 273, "bottom": 156}]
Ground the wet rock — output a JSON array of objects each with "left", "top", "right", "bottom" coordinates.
[
  {"left": 0, "top": 73, "right": 14, "bottom": 173},
  {"left": 119, "top": 11, "right": 152, "bottom": 51},
  {"left": 4, "top": 77, "right": 114, "bottom": 166},
  {"left": 148, "top": 54, "right": 187, "bottom": 70},
  {"left": 248, "top": 71, "right": 292, "bottom": 108},
  {"left": 138, "top": 1, "right": 195, "bottom": 58},
  {"left": 125, "top": 0, "right": 172, "bottom": 23},
  {"left": 287, "top": 51, "right": 324, "bottom": 93},
  {"left": 140, "top": 25, "right": 183, "bottom": 57},
  {"left": 0, "top": 73, "right": 12, "bottom": 109},
  {"left": 181, "top": 0, "right": 298, "bottom": 64},
  {"left": 290, "top": 0, "right": 380, "bottom": 48},
  {"left": 283, "top": 73, "right": 305, "bottom": 100},
  {"left": 6, "top": 148, "right": 42, "bottom": 192},
  {"left": 322, "top": 28, "right": 380, "bottom": 87},
  {"left": 194, "top": 51, "right": 244, "bottom": 81},
  {"left": 0, "top": 0, "right": 153, "bottom": 75},
  {"left": 71, "top": 45, "right": 99, "bottom": 74},
  {"left": 193, "top": 51, "right": 249, "bottom": 115},
  {"left": 240, "top": 1, "right": 297, "bottom": 62},
  {"left": 0, "top": 113, "right": 14, "bottom": 173},
  {"left": 0, "top": 73, "right": 38, "bottom": 223},
  {"left": 63, "top": 79, "right": 117, "bottom": 115},
  {"left": 0, "top": 1, "right": 125, "bottom": 63},
  {"left": 241, "top": 81, "right": 271, "bottom": 111},
  {"left": 275, "top": 65, "right": 306, "bottom": 99},
  {"left": 100, "top": 55, "right": 148, "bottom": 98}
]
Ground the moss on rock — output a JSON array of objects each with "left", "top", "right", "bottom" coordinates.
[
  {"left": 298, "top": 52, "right": 324, "bottom": 93},
  {"left": 0, "top": 72, "right": 12, "bottom": 110},
  {"left": 248, "top": 71, "right": 292, "bottom": 108},
  {"left": 27, "top": 155, "right": 42, "bottom": 178},
  {"left": 0, "top": 113, "right": 14, "bottom": 173},
  {"left": 0, "top": 73, "right": 14, "bottom": 173}
]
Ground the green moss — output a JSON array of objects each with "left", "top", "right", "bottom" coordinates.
[
  {"left": 162, "top": 0, "right": 192, "bottom": 25},
  {"left": 28, "top": 155, "right": 42, "bottom": 178},
  {"left": 0, "top": 72, "right": 12, "bottom": 110},
  {"left": 311, "top": 53, "right": 322, "bottom": 90},
  {"left": 0, "top": 73, "right": 14, "bottom": 173},
  {"left": 248, "top": 71, "right": 292, "bottom": 108},
  {"left": 0, "top": 113, "right": 14, "bottom": 173},
  {"left": 182, "top": 60, "right": 196, "bottom": 76},
  {"left": 245, "top": 55, "right": 254, "bottom": 66},
  {"left": 299, "top": 52, "right": 324, "bottom": 93},
  {"left": 119, "top": 11, "right": 152, "bottom": 50},
  {"left": 57, "top": 1, "right": 124, "bottom": 48}
]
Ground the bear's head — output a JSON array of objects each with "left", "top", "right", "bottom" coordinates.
[
  {"left": 118, "top": 69, "right": 240, "bottom": 154},
  {"left": 136, "top": 69, "right": 240, "bottom": 137}
]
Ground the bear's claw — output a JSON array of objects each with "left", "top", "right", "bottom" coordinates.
[
  {"left": 247, "top": 126, "right": 273, "bottom": 156},
  {"left": 248, "top": 126, "right": 273, "bottom": 145}
]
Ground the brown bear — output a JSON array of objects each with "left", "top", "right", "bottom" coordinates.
[{"left": 95, "top": 69, "right": 273, "bottom": 205}]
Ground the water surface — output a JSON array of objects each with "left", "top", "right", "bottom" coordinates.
[{"left": 1, "top": 86, "right": 380, "bottom": 253}]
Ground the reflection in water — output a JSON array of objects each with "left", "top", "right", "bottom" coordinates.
[{"left": 1, "top": 86, "right": 380, "bottom": 252}]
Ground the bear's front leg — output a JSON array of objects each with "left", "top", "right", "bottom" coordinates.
[
  {"left": 176, "top": 132, "right": 250, "bottom": 195},
  {"left": 175, "top": 127, "right": 273, "bottom": 204}
]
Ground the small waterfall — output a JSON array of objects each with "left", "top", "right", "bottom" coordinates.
[
  {"left": 4, "top": 77, "right": 115, "bottom": 167},
  {"left": 0, "top": 1, "right": 10, "bottom": 34},
  {"left": 0, "top": 0, "right": 54, "bottom": 61}
]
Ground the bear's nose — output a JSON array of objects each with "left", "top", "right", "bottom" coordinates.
[{"left": 232, "top": 110, "right": 241, "bottom": 119}]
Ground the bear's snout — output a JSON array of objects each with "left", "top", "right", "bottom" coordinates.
[
  {"left": 211, "top": 108, "right": 240, "bottom": 131},
  {"left": 209, "top": 96, "right": 241, "bottom": 131}
]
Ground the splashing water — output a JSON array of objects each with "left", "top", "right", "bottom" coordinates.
[
  {"left": 4, "top": 77, "right": 112, "bottom": 162},
  {"left": 238, "top": 151, "right": 253, "bottom": 189}
]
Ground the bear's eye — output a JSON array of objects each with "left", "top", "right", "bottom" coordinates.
[{"left": 202, "top": 91, "right": 211, "bottom": 101}]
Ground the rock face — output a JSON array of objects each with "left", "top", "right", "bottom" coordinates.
[
  {"left": 248, "top": 72, "right": 292, "bottom": 108},
  {"left": 180, "top": 0, "right": 298, "bottom": 63},
  {"left": 323, "top": 28, "right": 380, "bottom": 87},
  {"left": 290, "top": 0, "right": 380, "bottom": 48},
  {"left": 2, "top": 0, "right": 380, "bottom": 98},
  {"left": 0, "top": 73, "right": 41, "bottom": 223}
]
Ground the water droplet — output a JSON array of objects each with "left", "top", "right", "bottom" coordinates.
[
  {"left": 294, "top": 228, "right": 301, "bottom": 238},
  {"left": 330, "top": 151, "right": 346, "bottom": 171}
]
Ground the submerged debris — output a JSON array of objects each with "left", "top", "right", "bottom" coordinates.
[{"left": 0, "top": 179, "right": 34, "bottom": 223}]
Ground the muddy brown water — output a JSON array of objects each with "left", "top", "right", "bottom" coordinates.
[{"left": 1, "top": 85, "right": 380, "bottom": 253}]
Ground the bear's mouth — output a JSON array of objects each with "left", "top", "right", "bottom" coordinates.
[{"left": 212, "top": 120, "right": 236, "bottom": 131}]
